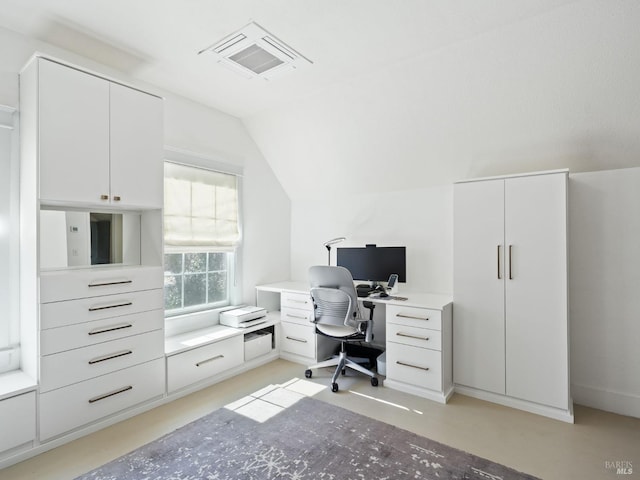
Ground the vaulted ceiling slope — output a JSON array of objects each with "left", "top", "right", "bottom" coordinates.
[{"left": 1, "top": 1, "right": 639, "bottom": 200}]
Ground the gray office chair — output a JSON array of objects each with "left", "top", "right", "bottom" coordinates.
[{"left": 304, "top": 265, "right": 379, "bottom": 392}]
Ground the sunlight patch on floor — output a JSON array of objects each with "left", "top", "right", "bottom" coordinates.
[{"left": 349, "top": 390, "right": 424, "bottom": 415}]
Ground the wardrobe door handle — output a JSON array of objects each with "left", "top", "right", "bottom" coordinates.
[
  {"left": 508, "top": 245, "right": 513, "bottom": 280},
  {"left": 497, "top": 245, "right": 502, "bottom": 279}
]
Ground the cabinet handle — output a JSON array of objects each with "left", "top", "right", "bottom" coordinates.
[
  {"left": 100, "top": 194, "right": 109, "bottom": 200},
  {"left": 396, "top": 361, "right": 430, "bottom": 371},
  {"left": 88, "top": 385, "right": 133, "bottom": 404},
  {"left": 88, "top": 350, "right": 133, "bottom": 365},
  {"left": 396, "top": 332, "right": 429, "bottom": 341},
  {"left": 113, "top": 195, "right": 121, "bottom": 201},
  {"left": 395, "top": 313, "right": 429, "bottom": 321},
  {"left": 88, "top": 302, "right": 133, "bottom": 312},
  {"left": 509, "top": 245, "right": 513, "bottom": 280},
  {"left": 285, "top": 313, "right": 307, "bottom": 320},
  {"left": 88, "top": 280, "right": 133, "bottom": 288},
  {"left": 497, "top": 245, "right": 502, "bottom": 279},
  {"left": 196, "top": 354, "right": 224, "bottom": 367},
  {"left": 286, "top": 336, "right": 307, "bottom": 343},
  {"left": 88, "top": 323, "right": 133, "bottom": 336}
]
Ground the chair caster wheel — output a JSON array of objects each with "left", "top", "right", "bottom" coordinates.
[
  {"left": 342, "top": 369, "right": 346, "bottom": 376},
  {"left": 331, "top": 383, "right": 339, "bottom": 392},
  {"left": 305, "top": 369, "right": 312, "bottom": 378},
  {"left": 371, "top": 377, "right": 379, "bottom": 387}
]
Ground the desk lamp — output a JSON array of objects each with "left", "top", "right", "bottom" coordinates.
[{"left": 324, "top": 237, "right": 346, "bottom": 265}]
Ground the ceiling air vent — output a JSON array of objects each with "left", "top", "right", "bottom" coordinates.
[{"left": 199, "top": 22, "right": 312, "bottom": 80}]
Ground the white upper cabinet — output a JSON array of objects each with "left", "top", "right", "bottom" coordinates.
[
  {"left": 39, "top": 59, "right": 110, "bottom": 205},
  {"left": 36, "top": 58, "right": 163, "bottom": 209}
]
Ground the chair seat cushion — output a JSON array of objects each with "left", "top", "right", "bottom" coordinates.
[{"left": 316, "top": 323, "right": 362, "bottom": 338}]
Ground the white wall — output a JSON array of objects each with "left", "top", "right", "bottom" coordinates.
[
  {"left": 569, "top": 167, "right": 640, "bottom": 418},
  {"left": 290, "top": 185, "right": 453, "bottom": 295},
  {"left": 0, "top": 25, "right": 290, "bottom": 305}
]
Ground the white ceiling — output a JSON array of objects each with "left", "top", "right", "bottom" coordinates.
[{"left": 1, "top": 1, "right": 640, "bottom": 200}]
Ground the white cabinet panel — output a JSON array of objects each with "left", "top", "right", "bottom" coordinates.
[
  {"left": 281, "top": 291, "right": 313, "bottom": 311},
  {"left": 386, "top": 323, "right": 441, "bottom": 351},
  {"left": 505, "top": 174, "right": 569, "bottom": 408},
  {"left": 167, "top": 336, "right": 244, "bottom": 393},
  {"left": 281, "top": 307, "right": 314, "bottom": 325},
  {"left": 110, "top": 83, "right": 163, "bottom": 209},
  {"left": 38, "top": 58, "right": 110, "bottom": 205},
  {"left": 39, "top": 359, "right": 164, "bottom": 441},
  {"left": 280, "top": 322, "right": 316, "bottom": 359},
  {"left": 0, "top": 392, "right": 36, "bottom": 453},
  {"left": 387, "top": 305, "right": 442, "bottom": 331},
  {"left": 386, "top": 342, "right": 442, "bottom": 392},
  {"left": 453, "top": 179, "right": 506, "bottom": 394}
]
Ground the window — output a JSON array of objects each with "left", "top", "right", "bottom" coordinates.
[
  {"left": 0, "top": 106, "right": 19, "bottom": 373},
  {"left": 163, "top": 160, "right": 241, "bottom": 316}
]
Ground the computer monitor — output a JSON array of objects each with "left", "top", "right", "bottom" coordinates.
[{"left": 336, "top": 245, "right": 406, "bottom": 284}]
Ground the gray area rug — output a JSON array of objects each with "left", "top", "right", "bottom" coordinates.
[{"left": 75, "top": 395, "right": 539, "bottom": 480}]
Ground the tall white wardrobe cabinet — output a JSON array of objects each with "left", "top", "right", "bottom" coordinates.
[{"left": 453, "top": 170, "right": 573, "bottom": 422}]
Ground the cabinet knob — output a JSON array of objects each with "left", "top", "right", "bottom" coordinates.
[
  {"left": 100, "top": 194, "right": 109, "bottom": 200},
  {"left": 113, "top": 195, "right": 121, "bottom": 201}
]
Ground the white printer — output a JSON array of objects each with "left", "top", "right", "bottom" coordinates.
[{"left": 219, "top": 306, "right": 267, "bottom": 328}]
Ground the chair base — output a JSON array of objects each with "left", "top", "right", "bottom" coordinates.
[{"left": 305, "top": 342, "right": 379, "bottom": 392}]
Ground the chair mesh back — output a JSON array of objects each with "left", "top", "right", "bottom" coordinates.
[{"left": 311, "top": 287, "right": 352, "bottom": 327}]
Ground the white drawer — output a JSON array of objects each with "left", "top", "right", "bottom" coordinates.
[
  {"left": 40, "top": 329, "right": 164, "bottom": 393},
  {"left": 39, "top": 358, "right": 165, "bottom": 441},
  {"left": 387, "top": 305, "right": 442, "bottom": 330},
  {"left": 386, "top": 342, "right": 442, "bottom": 391},
  {"left": 40, "top": 266, "right": 163, "bottom": 303},
  {"left": 281, "top": 306, "right": 314, "bottom": 325},
  {"left": 167, "top": 335, "right": 244, "bottom": 393},
  {"left": 280, "top": 321, "right": 316, "bottom": 359},
  {"left": 40, "top": 288, "right": 163, "bottom": 330},
  {"left": 281, "top": 291, "right": 313, "bottom": 311},
  {"left": 41, "top": 309, "right": 164, "bottom": 355},
  {"left": 387, "top": 323, "right": 442, "bottom": 351},
  {"left": 0, "top": 391, "right": 36, "bottom": 453}
]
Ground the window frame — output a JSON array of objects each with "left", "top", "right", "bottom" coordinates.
[{"left": 162, "top": 148, "right": 243, "bottom": 321}]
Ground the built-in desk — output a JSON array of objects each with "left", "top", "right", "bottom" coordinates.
[{"left": 256, "top": 282, "right": 453, "bottom": 404}]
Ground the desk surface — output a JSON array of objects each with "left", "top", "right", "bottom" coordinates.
[{"left": 256, "top": 281, "right": 452, "bottom": 310}]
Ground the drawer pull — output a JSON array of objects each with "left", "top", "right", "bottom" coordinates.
[
  {"left": 289, "top": 299, "right": 309, "bottom": 304},
  {"left": 88, "top": 385, "right": 133, "bottom": 404},
  {"left": 88, "top": 323, "right": 133, "bottom": 336},
  {"left": 88, "top": 302, "right": 133, "bottom": 312},
  {"left": 396, "top": 361, "right": 429, "bottom": 371},
  {"left": 286, "top": 336, "right": 308, "bottom": 343},
  {"left": 88, "top": 280, "right": 133, "bottom": 288},
  {"left": 396, "top": 332, "right": 429, "bottom": 341},
  {"left": 285, "top": 313, "right": 308, "bottom": 320},
  {"left": 88, "top": 350, "right": 133, "bottom": 365},
  {"left": 196, "top": 354, "right": 224, "bottom": 367},
  {"left": 396, "top": 313, "right": 429, "bottom": 321}
]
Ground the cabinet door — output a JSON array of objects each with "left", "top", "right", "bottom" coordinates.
[
  {"left": 453, "top": 179, "right": 506, "bottom": 394},
  {"left": 38, "top": 58, "right": 110, "bottom": 205},
  {"left": 110, "top": 83, "right": 163, "bottom": 209},
  {"left": 505, "top": 173, "right": 569, "bottom": 408}
]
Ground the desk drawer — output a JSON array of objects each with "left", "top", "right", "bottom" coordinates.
[
  {"left": 280, "top": 322, "right": 316, "bottom": 359},
  {"left": 167, "top": 335, "right": 244, "bottom": 393},
  {"left": 281, "top": 306, "right": 314, "bottom": 325},
  {"left": 41, "top": 309, "right": 163, "bottom": 355},
  {"left": 387, "top": 323, "right": 441, "bottom": 351},
  {"left": 39, "top": 358, "right": 165, "bottom": 441},
  {"left": 281, "top": 291, "right": 313, "bottom": 311},
  {"left": 386, "top": 342, "right": 442, "bottom": 391},
  {"left": 40, "top": 329, "right": 164, "bottom": 393},
  {"left": 387, "top": 305, "right": 441, "bottom": 330},
  {"left": 40, "top": 266, "right": 163, "bottom": 303}
]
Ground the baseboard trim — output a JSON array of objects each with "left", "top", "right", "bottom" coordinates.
[
  {"left": 384, "top": 379, "right": 450, "bottom": 404},
  {"left": 454, "top": 385, "right": 574, "bottom": 423},
  {"left": 571, "top": 383, "right": 640, "bottom": 419}
]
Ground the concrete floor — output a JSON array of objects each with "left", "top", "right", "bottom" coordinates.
[{"left": 1, "top": 359, "right": 638, "bottom": 479}]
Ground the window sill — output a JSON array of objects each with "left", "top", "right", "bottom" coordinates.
[{"left": 0, "top": 370, "right": 37, "bottom": 401}]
